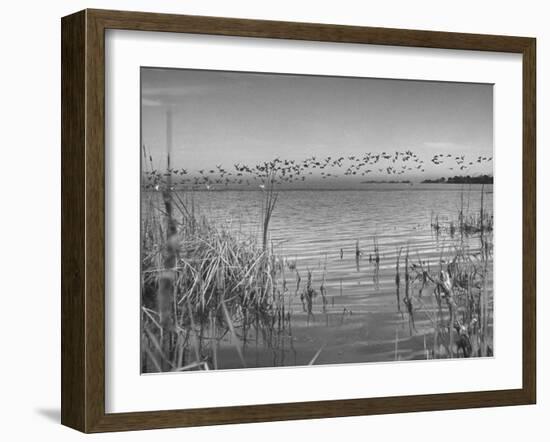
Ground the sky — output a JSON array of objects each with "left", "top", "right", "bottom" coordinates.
[{"left": 141, "top": 67, "right": 493, "bottom": 188}]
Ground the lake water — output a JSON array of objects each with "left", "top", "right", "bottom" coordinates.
[{"left": 144, "top": 184, "right": 494, "bottom": 369}]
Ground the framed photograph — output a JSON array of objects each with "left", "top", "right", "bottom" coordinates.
[{"left": 61, "top": 9, "right": 536, "bottom": 433}]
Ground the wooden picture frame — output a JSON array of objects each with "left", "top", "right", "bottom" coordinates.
[{"left": 61, "top": 8, "right": 536, "bottom": 433}]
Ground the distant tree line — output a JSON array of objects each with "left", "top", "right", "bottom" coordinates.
[
  {"left": 361, "top": 180, "right": 411, "bottom": 184},
  {"left": 422, "top": 175, "right": 493, "bottom": 184}
]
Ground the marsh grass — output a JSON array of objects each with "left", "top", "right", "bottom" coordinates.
[
  {"left": 431, "top": 185, "right": 493, "bottom": 240},
  {"left": 409, "top": 186, "right": 493, "bottom": 359},
  {"left": 141, "top": 186, "right": 292, "bottom": 373},
  {"left": 397, "top": 238, "right": 493, "bottom": 359},
  {"left": 428, "top": 251, "right": 490, "bottom": 358}
]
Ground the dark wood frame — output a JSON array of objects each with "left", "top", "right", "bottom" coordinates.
[{"left": 61, "top": 8, "right": 536, "bottom": 433}]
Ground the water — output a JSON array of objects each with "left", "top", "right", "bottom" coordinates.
[
  {"left": 190, "top": 184, "right": 492, "bottom": 264},
  {"left": 144, "top": 184, "right": 494, "bottom": 369}
]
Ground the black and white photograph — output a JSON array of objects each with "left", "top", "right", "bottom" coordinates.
[
  {"left": 0, "top": 0, "right": 543, "bottom": 438},
  {"left": 140, "top": 67, "right": 494, "bottom": 373}
]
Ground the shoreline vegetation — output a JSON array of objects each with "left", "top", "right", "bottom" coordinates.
[
  {"left": 361, "top": 180, "right": 411, "bottom": 184},
  {"left": 141, "top": 151, "right": 493, "bottom": 373},
  {"left": 422, "top": 175, "right": 493, "bottom": 184},
  {"left": 141, "top": 179, "right": 493, "bottom": 193}
]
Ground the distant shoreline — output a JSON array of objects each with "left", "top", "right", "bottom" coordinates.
[
  {"left": 141, "top": 183, "right": 494, "bottom": 193},
  {"left": 360, "top": 180, "right": 411, "bottom": 184},
  {"left": 422, "top": 175, "right": 493, "bottom": 184}
]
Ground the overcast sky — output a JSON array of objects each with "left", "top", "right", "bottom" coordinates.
[{"left": 141, "top": 67, "right": 493, "bottom": 185}]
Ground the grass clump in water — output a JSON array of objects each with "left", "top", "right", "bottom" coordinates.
[{"left": 141, "top": 189, "right": 289, "bottom": 373}]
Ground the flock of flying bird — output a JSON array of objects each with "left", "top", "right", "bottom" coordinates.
[{"left": 142, "top": 149, "right": 493, "bottom": 190}]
